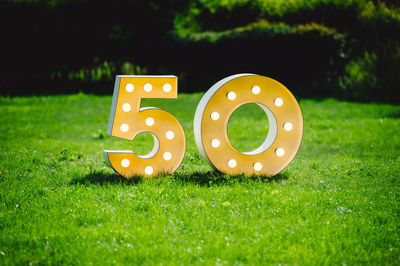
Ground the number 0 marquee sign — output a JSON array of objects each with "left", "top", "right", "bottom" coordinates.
[{"left": 104, "top": 74, "right": 303, "bottom": 178}]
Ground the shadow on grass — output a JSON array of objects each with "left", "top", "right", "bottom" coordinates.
[
  {"left": 386, "top": 110, "right": 400, "bottom": 118},
  {"left": 70, "top": 171, "right": 142, "bottom": 185},
  {"left": 171, "top": 170, "right": 289, "bottom": 186},
  {"left": 70, "top": 170, "right": 289, "bottom": 186}
]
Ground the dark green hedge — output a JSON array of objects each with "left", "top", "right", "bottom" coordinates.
[
  {"left": 173, "top": 0, "right": 400, "bottom": 102},
  {"left": 1, "top": 0, "right": 399, "bottom": 103}
]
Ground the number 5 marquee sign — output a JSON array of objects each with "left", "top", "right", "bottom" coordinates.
[{"left": 104, "top": 74, "right": 303, "bottom": 178}]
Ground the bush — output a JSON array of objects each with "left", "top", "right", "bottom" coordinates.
[
  {"left": 0, "top": 0, "right": 399, "bottom": 102},
  {"left": 170, "top": 20, "right": 345, "bottom": 97},
  {"left": 172, "top": 0, "right": 400, "bottom": 102}
]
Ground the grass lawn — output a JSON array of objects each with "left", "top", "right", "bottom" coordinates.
[{"left": 0, "top": 92, "right": 399, "bottom": 264}]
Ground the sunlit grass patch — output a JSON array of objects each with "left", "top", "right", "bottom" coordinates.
[{"left": 0, "top": 93, "right": 399, "bottom": 264}]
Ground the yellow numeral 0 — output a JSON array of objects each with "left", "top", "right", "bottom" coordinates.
[
  {"left": 104, "top": 76, "right": 186, "bottom": 177},
  {"left": 194, "top": 74, "right": 303, "bottom": 176}
]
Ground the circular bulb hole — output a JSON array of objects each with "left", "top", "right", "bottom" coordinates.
[
  {"left": 163, "top": 83, "right": 172, "bottom": 92},
  {"left": 211, "top": 112, "right": 220, "bottom": 121},
  {"left": 227, "top": 91, "right": 236, "bottom": 101},
  {"left": 146, "top": 117, "right": 154, "bottom": 126},
  {"left": 163, "top": 152, "right": 172, "bottom": 161},
  {"left": 252, "top": 85, "right": 261, "bottom": 95},
  {"left": 165, "top": 130, "right": 174, "bottom": 140},
  {"left": 121, "top": 159, "right": 130, "bottom": 168},
  {"left": 228, "top": 159, "right": 237, "bottom": 168},
  {"left": 284, "top": 122, "right": 293, "bottom": 131},
  {"left": 276, "top": 148, "right": 285, "bottom": 157},
  {"left": 254, "top": 162, "right": 262, "bottom": 171},
  {"left": 122, "top": 103, "right": 131, "bottom": 112},
  {"left": 274, "top": 98, "right": 283, "bottom": 107},
  {"left": 211, "top": 138, "right": 220, "bottom": 148},
  {"left": 144, "top": 166, "right": 154, "bottom": 175},
  {"left": 120, "top": 123, "right": 129, "bottom": 132},
  {"left": 144, "top": 83, "right": 152, "bottom": 92},
  {"left": 125, "top": 83, "right": 134, "bottom": 92}
]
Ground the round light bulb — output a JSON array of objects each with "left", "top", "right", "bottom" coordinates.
[
  {"left": 144, "top": 166, "right": 154, "bottom": 175},
  {"left": 165, "top": 130, "right": 174, "bottom": 140},
  {"left": 211, "top": 138, "right": 220, "bottom": 148},
  {"left": 252, "top": 85, "right": 261, "bottom": 95},
  {"left": 125, "top": 83, "right": 134, "bottom": 92},
  {"left": 274, "top": 98, "right": 283, "bottom": 107},
  {"left": 228, "top": 159, "right": 237, "bottom": 168},
  {"left": 144, "top": 83, "right": 152, "bottom": 92},
  {"left": 122, "top": 103, "right": 131, "bottom": 112},
  {"left": 146, "top": 117, "right": 154, "bottom": 126},
  {"left": 163, "top": 83, "right": 172, "bottom": 92},
  {"left": 254, "top": 162, "right": 262, "bottom": 171},
  {"left": 276, "top": 148, "right": 285, "bottom": 157},
  {"left": 284, "top": 122, "right": 293, "bottom": 131},
  {"left": 121, "top": 159, "right": 130, "bottom": 168},
  {"left": 163, "top": 152, "right": 172, "bottom": 161},
  {"left": 227, "top": 91, "right": 236, "bottom": 101},
  {"left": 120, "top": 123, "right": 129, "bottom": 132},
  {"left": 211, "top": 112, "right": 220, "bottom": 121}
]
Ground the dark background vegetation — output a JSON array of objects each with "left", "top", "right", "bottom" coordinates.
[{"left": 1, "top": 0, "right": 399, "bottom": 103}]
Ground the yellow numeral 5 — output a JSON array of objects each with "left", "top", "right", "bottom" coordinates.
[{"left": 104, "top": 75, "right": 186, "bottom": 177}]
